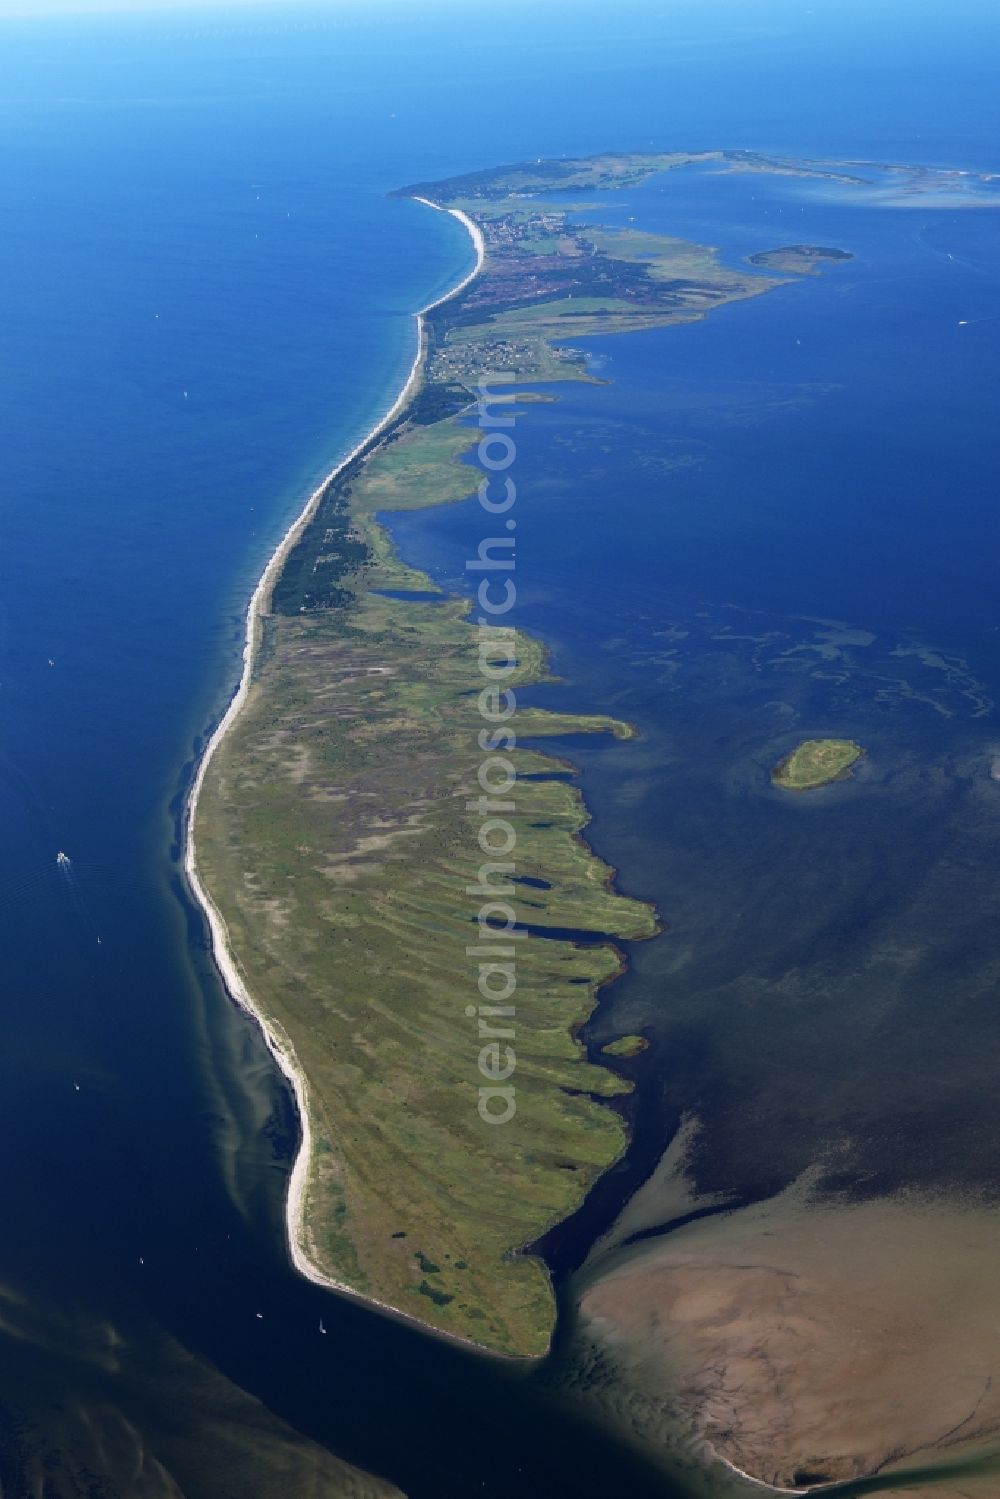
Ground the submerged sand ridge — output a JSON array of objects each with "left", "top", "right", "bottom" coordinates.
[{"left": 577, "top": 1188, "right": 1000, "bottom": 1491}]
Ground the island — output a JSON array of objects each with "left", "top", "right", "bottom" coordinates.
[
  {"left": 772, "top": 737, "right": 865, "bottom": 790},
  {"left": 601, "top": 1035, "right": 649, "bottom": 1059},
  {"left": 748, "top": 244, "right": 855, "bottom": 275},
  {"left": 188, "top": 150, "right": 860, "bottom": 1358}
]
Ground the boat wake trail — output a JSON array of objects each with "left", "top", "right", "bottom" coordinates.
[{"left": 56, "top": 853, "right": 103, "bottom": 948}]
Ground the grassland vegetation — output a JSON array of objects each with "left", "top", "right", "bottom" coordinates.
[
  {"left": 195, "top": 151, "right": 820, "bottom": 1355},
  {"left": 772, "top": 738, "right": 864, "bottom": 790}
]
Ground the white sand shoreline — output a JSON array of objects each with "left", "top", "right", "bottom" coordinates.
[{"left": 183, "top": 199, "right": 486, "bottom": 1335}]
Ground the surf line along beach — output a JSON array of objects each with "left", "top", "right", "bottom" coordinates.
[{"left": 183, "top": 201, "right": 485, "bottom": 1324}]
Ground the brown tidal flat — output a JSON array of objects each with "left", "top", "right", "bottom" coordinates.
[{"left": 578, "top": 1189, "right": 1000, "bottom": 1491}]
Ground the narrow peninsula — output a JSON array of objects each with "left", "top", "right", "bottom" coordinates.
[{"left": 189, "top": 150, "right": 856, "bottom": 1358}]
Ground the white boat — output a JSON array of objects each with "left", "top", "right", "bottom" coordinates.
[{"left": 56, "top": 851, "right": 70, "bottom": 866}]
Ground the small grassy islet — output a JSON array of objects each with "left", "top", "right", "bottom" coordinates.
[
  {"left": 772, "top": 738, "right": 865, "bottom": 790},
  {"left": 601, "top": 1035, "right": 649, "bottom": 1059}
]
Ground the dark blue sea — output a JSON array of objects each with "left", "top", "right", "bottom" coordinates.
[{"left": 1, "top": 3, "right": 999, "bottom": 1494}]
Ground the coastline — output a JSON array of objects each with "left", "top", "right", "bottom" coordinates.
[
  {"left": 176, "top": 147, "right": 1000, "bottom": 1484},
  {"left": 183, "top": 200, "right": 486, "bottom": 1335}
]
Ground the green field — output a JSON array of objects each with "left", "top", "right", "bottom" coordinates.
[{"left": 196, "top": 390, "right": 660, "bottom": 1351}]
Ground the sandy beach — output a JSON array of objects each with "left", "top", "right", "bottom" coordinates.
[{"left": 183, "top": 200, "right": 484, "bottom": 1313}]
